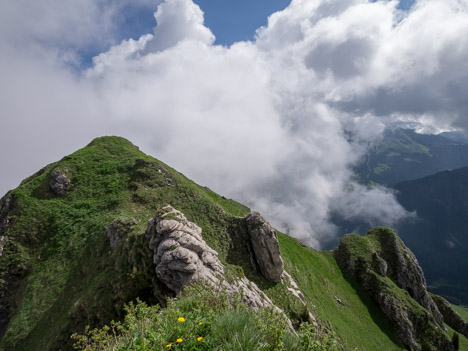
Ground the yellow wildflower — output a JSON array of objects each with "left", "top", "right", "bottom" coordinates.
[
  {"left": 165, "top": 344, "right": 172, "bottom": 348},
  {"left": 198, "top": 322, "right": 203, "bottom": 326},
  {"left": 177, "top": 317, "right": 185, "bottom": 322},
  {"left": 177, "top": 338, "right": 183, "bottom": 343},
  {"left": 197, "top": 336, "right": 203, "bottom": 341}
]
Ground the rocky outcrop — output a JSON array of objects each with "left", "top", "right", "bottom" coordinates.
[
  {"left": 282, "top": 271, "right": 318, "bottom": 328},
  {"left": 334, "top": 228, "right": 453, "bottom": 351},
  {"left": 0, "top": 195, "right": 13, "bottom": 235},
  {"left": 49, "top": 169, "right": 71, "bottom": 195},
  {"left": 373, "top": 229, "right": 444, "bottom": 327},
  {"left": 245, "top": 212, "right": 284, "bottom": 282},
  {"left": 0, "top": 195, "right": 14, "bottom": 339},
  {"left": 107, "top": 219, "right": 136, "bottom": 250},
  {"left": 0, "top": 196, "right": 11, "bottom": 257},
  {"left": 146, "top": 206, "right": 275, "bottom": 309},
  {"left": 431, "top": 293, "right": 468, "bottom": 338}
]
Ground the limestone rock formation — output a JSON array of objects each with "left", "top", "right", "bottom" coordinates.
[
  {"left": 146, "top": 206, "right": 275, "bottom": 309},
  {"left": 334, "top": 227, "right": 453, "bottom": 351},
  {"left": 245, "top": 212, "right": 284, "bottom": 282},
  {"left": 49, "top": 169, "right": 71, "bottom": 195},
  {"left": 431, "top": 293, "right": 468, "bottom": 338}
]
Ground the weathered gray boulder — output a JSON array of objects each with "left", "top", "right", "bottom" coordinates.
[
  {"left": 245, "top": 212, "right": 284, "bottom": 282},
  {"left": 146, "top": 206, "right": 275, "bottom": 309},
  {"left": 431, "top": 293, "right": 468, "bottom": 338},
  {"left": 50, "top": 169, "right": 71, "bottom": 195}
]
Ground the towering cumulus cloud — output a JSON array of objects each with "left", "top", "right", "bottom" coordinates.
[{"left": 1, "top": 0, "right": 468, "bottom": 246}]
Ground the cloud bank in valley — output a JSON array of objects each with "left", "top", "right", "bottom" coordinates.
[{"left": 2, "top": 0, "right": 468, "bottom": 247}]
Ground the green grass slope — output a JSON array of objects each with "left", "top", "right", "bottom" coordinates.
[
  {"left": 449, "top": 304, "right": 468, "bottom": 350},
  {"left": 278, "top": 233, "right": 404, "bottom": 350},
  {"left": 0, "top": 136, "right": 414, "bottom": 350},
  {"left": 0, "top": 137, "right": 250, "bottom": 350},
  {"left": 451, "top": 305, "right": 468, "bottom": 322}
]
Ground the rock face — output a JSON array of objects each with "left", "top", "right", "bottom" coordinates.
[
  {"left": 107, "top": 219, "right": 136, "bottom": 250},
  {"left": 245, "top": 212, "right": 284, "bottom": 282},
  {"left": 146, "top": 206, "right": 275, "bottom": 309},
  {"left": 0, "top": 196, "right": 13, "bottom": 339},
  {"left": 282, "top": 271, "right": 318, "bottom": 328},
  {"left": 0, "top": 196, "right": 13, "bottom": 236},
  {"left": 372, "top": 229, "right": 444, "bottom": 327},
  {"left": 49, "top": 169, "right": 71, "bottom": 195},
  {"left": 334, "top": 227, "right": 453, "bottom": 351},
  {"left": 431, "top": 293, "right": 468, "bottom": 338}
]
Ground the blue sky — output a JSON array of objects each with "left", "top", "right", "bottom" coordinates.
[
  {"left": 120, "top": 0, "right": 415, "bottom": 46},
  {"left": 80, "top": 0, "right": 415, "bottom": 67},
  {"left": 115, "top": 0, "right": 292, "bottom": 46},
  {"left": 194, "top": 0, "right": 291, "bottom": 44}
]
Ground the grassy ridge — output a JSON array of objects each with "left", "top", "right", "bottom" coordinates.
[
  {"left": 278, "top": 233, "right": 404, "bottom": 350},
  {"left": 0, "top": 137, "right": 251, "bottom": 350},
  {"left": 0, "top": 136, "right": 432, "bottom": 350}
]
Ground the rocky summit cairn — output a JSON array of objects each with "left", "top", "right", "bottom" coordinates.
[
  {"left": 49, "top": 169, "right": 71, "bottom": 195},
  {"left": 245, "top": 212, "right": 284, "bottom": 282},
  {"left": 145, "top": 205, "right": 276, "bottom": 309},
  {"left": 334, "top": 227, "right": 454, "bottom": 351}
]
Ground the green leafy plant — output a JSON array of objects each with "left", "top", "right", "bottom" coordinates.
[{"left": 72, "top": 281, "right": 340, "bottom": 351}]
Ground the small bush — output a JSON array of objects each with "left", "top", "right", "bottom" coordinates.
[{"left": 72, "top": 281, "right": 340, "bottom": 351}]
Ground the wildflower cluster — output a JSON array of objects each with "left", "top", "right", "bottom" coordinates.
[
  {"left": 72, "top": 281, "right": 341, "bottom": 351},
  {"left": 163, "top": 315, "right": 206, "bottom": 349}
]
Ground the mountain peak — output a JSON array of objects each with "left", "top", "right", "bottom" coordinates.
[{"left": 0, "top": 137, "right": 466, "bottom": 350}]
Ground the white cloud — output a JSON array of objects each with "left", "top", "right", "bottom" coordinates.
[
  {"left": 3, "top": 0, "right": 468, "bottom": 247},
  {"left": 145, "top": 0, "right": 215, "bottom": 52}
]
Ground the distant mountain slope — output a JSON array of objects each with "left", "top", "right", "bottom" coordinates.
[
  {"left": 392, "top": 167, "right": 468, "bottom": 305},
  {"left": 356, "top": 128, "right": 468, "bottom": 185}
]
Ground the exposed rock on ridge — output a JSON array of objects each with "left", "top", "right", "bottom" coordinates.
[
  {"left": 0, "top": 196, "right": 13, "bottom": 235},
  {"left": 146, "top": 205, "right": 275, "bottom": 309},
  {"left": 334, "top": 227, "right": 453, "bottom": 351},
  {"left": 245, "top": 212, "right": 284, "bottom": 282},
  {"left": 49, "top": 169, "right": 71, "bottom": 196},
  {"left": 107, "top": 219, "right": 136, "bottom": 251},
  {"left": 431, "top": 293, "right": 468, "bottom": 338},
  {"left": 0, "top": 196, "right": 13, "bottom": 339}
]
